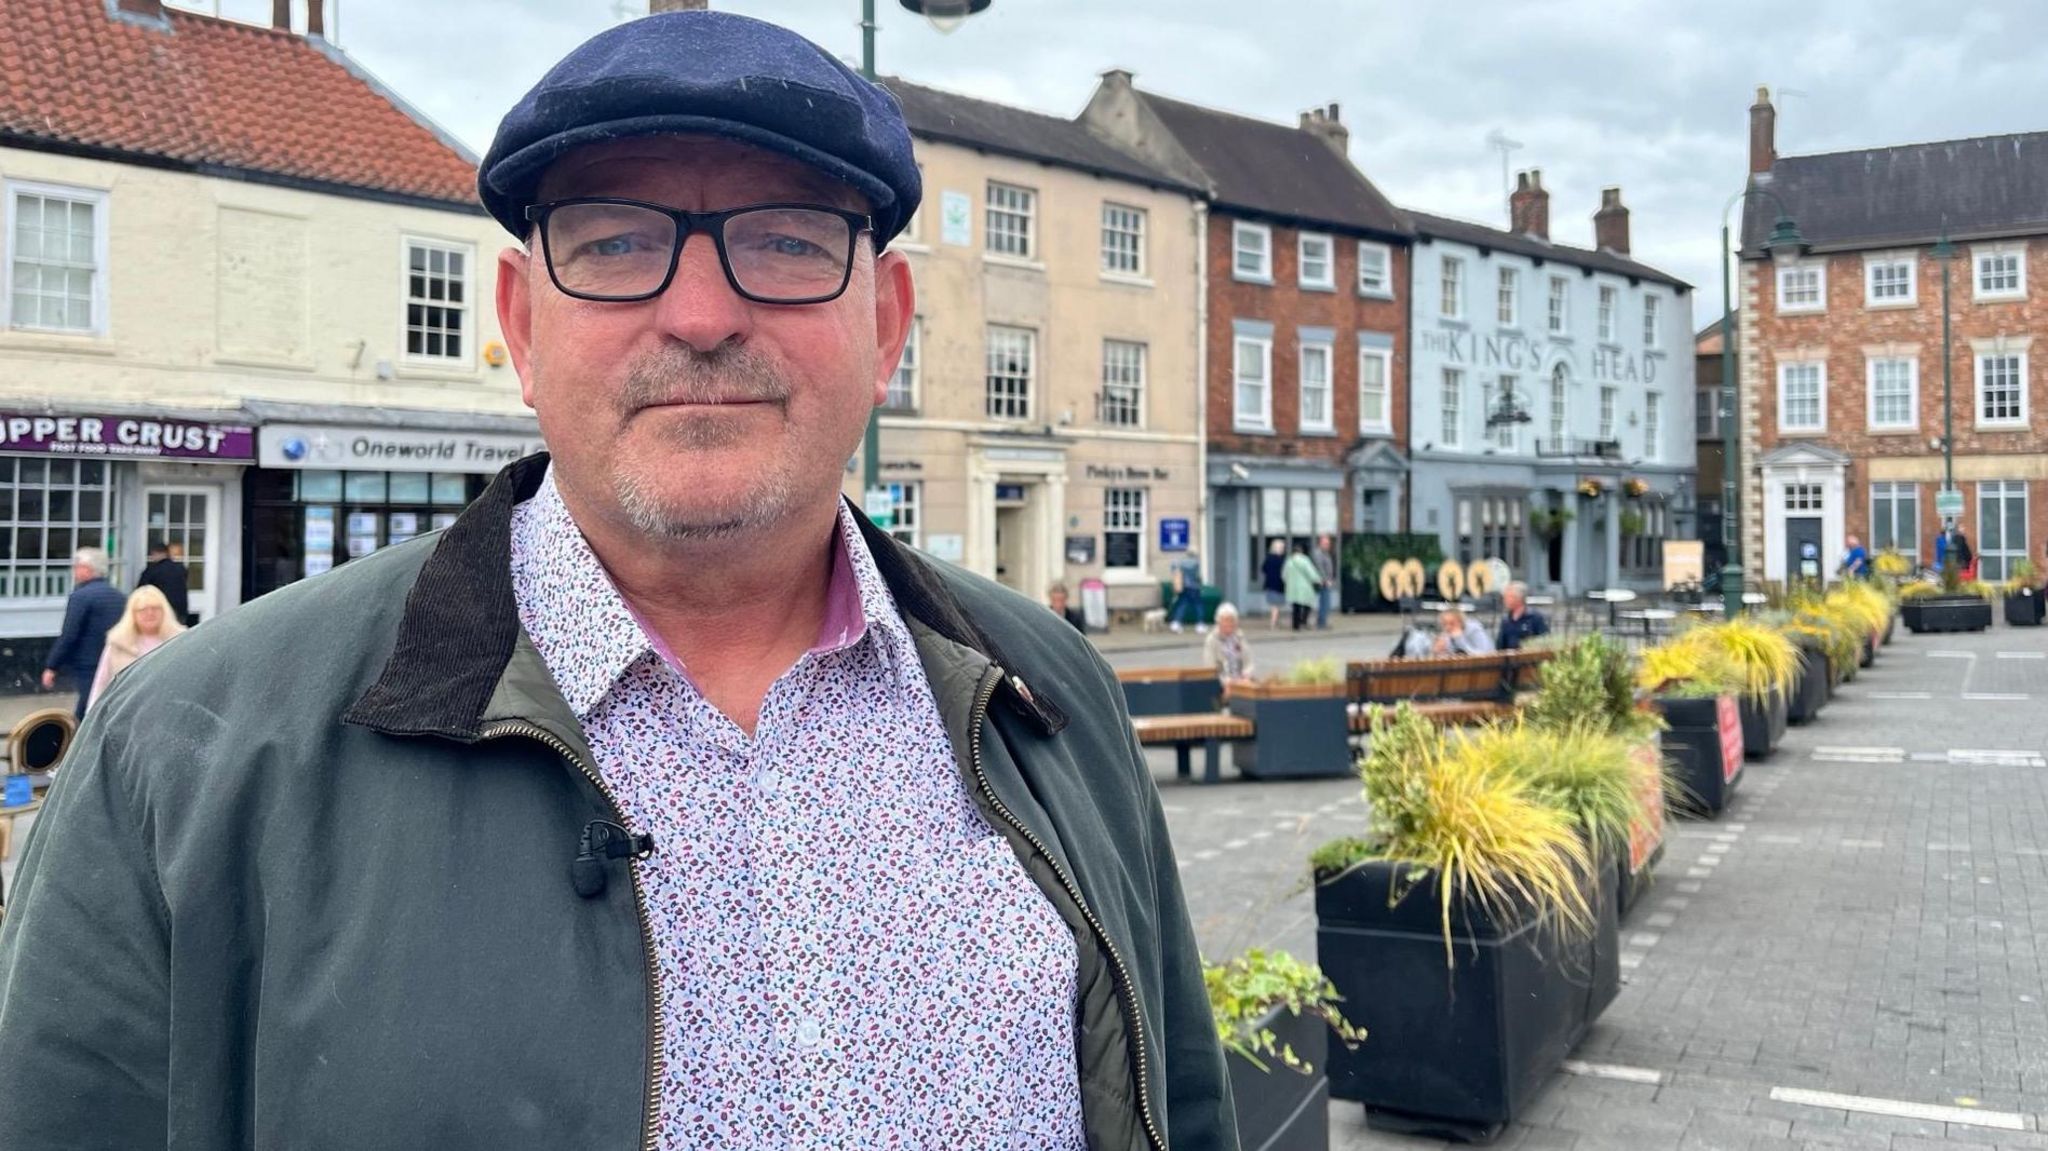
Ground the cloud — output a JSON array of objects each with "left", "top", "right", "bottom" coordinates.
[{"left": 234, "top": 0, "right": 2048, "bottom": 328}]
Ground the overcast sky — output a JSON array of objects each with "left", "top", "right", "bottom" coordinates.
[{"left": 196, "top": 0, "right": 2042, "bottom": 328}]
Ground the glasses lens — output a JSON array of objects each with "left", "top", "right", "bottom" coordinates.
[
  {"left": 543, "top": 202, "right": 678, "bottom": 299},
  {"left": 723, "top": 208, "right": 855, "bottom": 301}
]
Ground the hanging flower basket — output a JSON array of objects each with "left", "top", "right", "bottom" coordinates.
[
  {"left": 1622, "top": 477, "right": 1650, "bottom": 498},
  {"left": 1576, "top": 478, "right": 1608, "bottom": 499}
]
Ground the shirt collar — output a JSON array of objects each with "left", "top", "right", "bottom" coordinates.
[{"left": 509, "top": 467, "right": 905, "bottom": 719}]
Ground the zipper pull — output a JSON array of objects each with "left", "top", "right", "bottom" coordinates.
[{"left": 571, "top": 820, "right": 657, "bottom": 899}]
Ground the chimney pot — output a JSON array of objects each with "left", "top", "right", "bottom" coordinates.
[
  {"left": 1749, "top": 84, "right": 1776, "bottom": 174},
  {"left": 1593, "top": 186, "right": 1630, "bottom": 255},
  {"left": 649, "top": 0, "right": 709, "bottom": 11},
  {"left": 1509, "top": 167, "right": 1550, "bottom": 241},
  {"left": 1327, "top": 102, "right": 1340, "bottom": 121}
]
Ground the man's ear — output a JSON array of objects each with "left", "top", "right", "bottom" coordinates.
[
  {"left": 871, "top": 249, "right": 916, "bottom": 407},
  {"left": 498, "top": 244, "right": 540, "bottom": 408}
]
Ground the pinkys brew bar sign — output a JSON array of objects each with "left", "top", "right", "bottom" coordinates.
[{"left": 0, "top": 412, "right": 255, "bottom": 462}]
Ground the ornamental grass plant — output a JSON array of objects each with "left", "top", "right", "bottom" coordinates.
[
  {"left": 1681, "top": 618, "right": 1801, "bottom": 703},
  {"left": 1525, "top": 633, "right": 1662, "bottom": 742},
  {"left": 1636, "top": 633, "right": 1743, "bottom": 698},
  {"left": 1283, "top": 657, "right": 1345, "bottom": 687},
  {"left": 1465, "top": 722, "right": 1649, "bottom": 860}
]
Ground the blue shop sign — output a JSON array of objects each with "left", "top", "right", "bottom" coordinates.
[{"left": 1159, "top": 518, "right": 1191, "bottom": 552}]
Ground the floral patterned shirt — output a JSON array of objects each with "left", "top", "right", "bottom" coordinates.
[{"left": 509, "top": 470, "right": 1085, "bottom": 1150}]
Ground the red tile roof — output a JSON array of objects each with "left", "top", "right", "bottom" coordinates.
[{"left": 0, "top": 0, "right": 479, "bottom": 208}]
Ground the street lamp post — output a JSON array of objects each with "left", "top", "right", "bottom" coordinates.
[
  {"left": 856, "top": 0, "right": 993, "bottom": 511},
  {"left": 1718, "top": 188, "right": 1804, "bottom": 617}
]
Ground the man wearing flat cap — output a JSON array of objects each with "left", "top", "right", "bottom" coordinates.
[{"left": 0, "top": 11, "right": 1234, "bottom": 1151}]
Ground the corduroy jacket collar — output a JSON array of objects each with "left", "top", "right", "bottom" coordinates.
[{"left": 344, "top": 452, "right": 1065, "bottom": 741}]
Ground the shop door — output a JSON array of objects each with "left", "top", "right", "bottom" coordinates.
[
  {"left": 995, "top": 505, "right": 1025, "bottom": 591},
  {"left": 144, "top": 486, "right": 219, "bottom": 624},
  {"left": 1784, "top": 517, "right": 1823, "bottom": 582}
]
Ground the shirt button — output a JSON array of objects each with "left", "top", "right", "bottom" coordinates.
[
  {"left": 759, "top": 769, "right": 782, "bottom": 797},
  {"left": 794, "top": 1017, "right": 824, "bottom": 1048}
]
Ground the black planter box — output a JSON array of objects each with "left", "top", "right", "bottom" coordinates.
[
  {"left": 1902, "top": 596, "right": 1993, "bottom": 633},
  {"left": 1883, "top": 612, "right": 1896, "bottom": 645},
  {"left": 1228, "top": 692, "right": 1353, "bottom": 779},
  {"left": 1654, "top": 695, "right": 1743, "bottom": 818},
  {"left": 1859, "top": 632, "right": 1876, "bottom": 668},
  {"left": 1120, "top": 672, "right": 1219, "bottom": 718},
  {"left": 2004, "top": 591, "right": 2045, "bottom": 627},
  {"left": 1316, "top": 858, "right": 1618, "bottom": 1138},
  {"left": 1738, "top": 690, "right": 1787, "bottom": 758},
  {"left": 1616, "top": 737, "right": 1667, "bottom": 921},
  {"left": 1786, "top": 645, "right": 1828, "bottom": 725},
  {"left": 1229, "top": 1006, "right": 1332, "bottom": 1151}
]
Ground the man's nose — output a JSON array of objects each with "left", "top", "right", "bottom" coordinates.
[{"left": 650, "top": 232, "right": 752, "bottom": 352}]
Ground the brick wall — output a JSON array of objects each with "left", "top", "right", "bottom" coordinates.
[
  {"left": 1205, "top": 212, "right": 1409, "bottom": 529},
  {"left": 1746, "top": 238, "right": 2048, "bottom": 569}
]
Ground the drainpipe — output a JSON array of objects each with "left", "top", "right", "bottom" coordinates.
[{"left": 1194, "top": 199, "right": 1211, "bottom": 584}]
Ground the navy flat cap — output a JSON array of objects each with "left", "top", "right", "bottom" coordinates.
[{"left": 479, "top": 10, "right": 920, "bottom": 244}]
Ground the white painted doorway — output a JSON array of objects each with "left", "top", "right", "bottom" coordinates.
[{"left": 143, "top": 485, "right": 219, "bottom": 623}]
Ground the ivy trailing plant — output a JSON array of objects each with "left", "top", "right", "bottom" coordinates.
[{"left": 1203, "top": 948, "right": 1366, "bottom": 1074}]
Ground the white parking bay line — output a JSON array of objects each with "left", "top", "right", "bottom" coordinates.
[
  {"left": 1927, "top": 651, "right": 1977, "bottom": 659},
  {"left": 1812, "top": 746, "right": 1905, "bottom": 763},
  {"left": 1765, "top": 1087, "right": 2025, "bottom": 1131},
  {"left": 1563, "top": 1060, "right": 1665, "bottom": 1085},
  {"left": 1223, "top": 839, "right": 1250, "bottom": 850},
  {"left": 1841, "top": 839, "right": 1885, "bottom": 848},
  {"left": 1997, "top": 651, "right": 2048, "bottom": 660},
  {"left": 1948, "top": 749, "right": 2048, "bottom": 767},
  {"left": 1868, "top": 691, "right": 1933, "bottom": 700},
  {"left": 1962, "top": 692, "right": 2029, "bottom": 702}
]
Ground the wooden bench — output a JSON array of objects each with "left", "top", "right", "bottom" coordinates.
[
  {"left": 1117, "top": 665, "right": 1221, "bottom": 718},
  {"left": 1132, "top": 713, "right": 1255, "bottom": 784},
  {"left": 1345, "top": 650, "right": 1556, "bottom": 736}
]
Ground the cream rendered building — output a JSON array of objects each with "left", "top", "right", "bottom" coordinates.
[
  {"left": 868, "top": 80, "right": 1207, "bottom": 610},
  {"left": 0, "top": 0, "right": 525, "bottom": 683}
]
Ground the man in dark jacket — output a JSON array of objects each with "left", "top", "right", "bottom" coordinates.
[
  {"left": 40, "top": 546, "right": 125, "bottom": 718},
  {"left": 0, "top": 12, "right": 1234, "bottom": 1151},
  {"left": 135, "top": 540, "right": 191, "bottom": 624}
]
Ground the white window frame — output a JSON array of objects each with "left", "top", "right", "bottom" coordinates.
[
  {"left": 985, "top": 181, "right": 1036, "bottom": 259},
  {"left": 1233, "top": 335, "right": 1273, "bottom": 432},
  {"left": 1440, "top": 255, "right": 1465, "bottom": 319},
  {"left": 1643, "top": 392, "right": 1661, "bottom": 461},
  {"left": 984, "top": 324, "right": 1035, "bottom": 421},
  {"left": 1440, "top": 368, "right": 1464, "bottom": 448},
  {"left": 1547, "top": 275, "right": 1570, "bottom": 334},
  {"left": 1865, "top": 356, "right": 1917, "bottom": 431},
  {"left": 5, "top": 179, "right": 111, "bottom": 337},
  {"left": 1486, "top": 375, "right": 1516, "bottom": 450},
  {"left": 1864, "top": 252, "right": 1917, "bottom": 307},
  {"left": 1778, "top": 360, "right": 1826, "bottom": 433},
  {"left": 1497, "top": 266, "right": 1519, "bottom": 327},
  {"left": 1643, "top": 294, "right": 1661, "bottom": 349},
  {"left": 1974, "top": 350, "right": 2028, "bottom": 429},
  {"left": 1297, "top": 232, "right": 1335, "bottom": 290},
  {"left": 886, "top": 481, "right": 922, "bottom": 549},
  {"left": 1598, "top": 385, "right": 1618, "bottom": 440},
  {"left": 1100, "top": 338, "right": 1146, "bottom": 428},
  {"left": 1103, "top": 487, "right": 1148, "bottom": 573},
  {"left": 0, "top": 456, "right": 119, "bottom": 601},
  {"left": 1100, "top": 201, "right": 1146, "bottom": 278},
  {"left": 1549, "top": 364, "right": 1568, "bottom": 444},
  {"left": 1358, "top": 345, "right": 1392, "bottom": 434},
  {"left": 1869, "top": 481, "right": 1919, "bottom": 555},
  {"left": 885, "top": 315, "right": 920, "bottom": 410},
  {"left": 1973, "top": 244, "right": 2026, "bottom": 302},
  {"left": 893, "top": 163, "right": 926, "bottom": 247},
  {"left": 1597, "top": 284, "right": 1618, "bottom": 343},
  {"left": 400, "top": 235, "right": 476, "bottom": 369},
  {"left": 1232, "top": 221, "right": 1272, "bottom": 283},
  {"left": 1298, "top": 339, "right": 1334, "bottom": 433},
  {"left": 1776, "top": 260, "right": 1826, "bottom": 314},
  {"left": 1356, "top": 241, "right": 1392, "bottom": 297},
  {"left": 1977, "top": 479, "right": 2029, "bottom": 583}
]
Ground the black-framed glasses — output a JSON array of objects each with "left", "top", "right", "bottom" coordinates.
[{"left": 524, "top": 198, "right": 875, "bottom": 304}]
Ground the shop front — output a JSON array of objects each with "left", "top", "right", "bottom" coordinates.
[
  {"left": 1207, "top": 455, "right": 1346, "bottom": 611},
  {"left": 0, "top": 407, "right": 254, "bottom": 689},
  {"left": 247, "top": 417, "right": 543, "bottom": 600}
]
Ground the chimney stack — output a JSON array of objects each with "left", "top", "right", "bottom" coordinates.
[
  {"left": 1592, "top": 187, "right": 1630, "bottom": 255},
  {"left": 1298, "top": 102, "right": 1350, "bottom": 158},
  {"left": 1749, "top": 85, "right": 1776, "bottom": 174},
  {"left": 1509, "top": 169, "right": 1550, "bottom": 240},
  {"left": 649, "top": 0, "right": 709, "bottom": 11}
]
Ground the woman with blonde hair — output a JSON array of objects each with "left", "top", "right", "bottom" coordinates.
[{"left": 88, "top": 584, "right": 186, "bottom": 707}]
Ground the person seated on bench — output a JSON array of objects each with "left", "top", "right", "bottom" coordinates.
[
  {"left": 1496, "top": 581, "right": 1551, "bottom": 651},
  {"left": 1202, "top": 602, "right": 1257, "bottom": 700},
  {"left": 1431, "top": 607, "right": 1495, "bottom": 656}
]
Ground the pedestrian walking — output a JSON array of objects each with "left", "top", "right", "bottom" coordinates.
[
  {"left": 1167, "top": 547, "right": 1205, "bottom": 633},
  {"left": 135, "top": 540, "right": 191, "bottom": 626},
  {"left": 1261, "top": 537, "right": 1287, "bottom": 627},
  {"left": 0, "top": 13, "right": 1234, "bottom": 1149},
  {"left": 1312, "top": 532, "right": 1337, "bottom": 629},
  {"left": 88, "top": 585, "right": 186, "bottom": 708},
  {"left": 1283, "top": 542, "right": 1320, "bottom": 631},
  {"left": 1045, "top": 581, "right": 1086, "bottom": 632},
  {"left": 39, "top": 547, "right": 126, "bottom": 719},
  {"left": 1837, "top": 533, "right": 1870, "bottom": 580}
]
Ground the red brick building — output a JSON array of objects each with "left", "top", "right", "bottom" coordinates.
[
  {"left": 1081, "top": 73, "right": 1410, "bottom": 607},
  {"left": 1739, "top": 87, "right": 2048, "bottom": 582}
]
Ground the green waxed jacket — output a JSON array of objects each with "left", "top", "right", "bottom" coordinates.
[{"left": 0, "top": 453, "right": 1236, "bottom": 1151}]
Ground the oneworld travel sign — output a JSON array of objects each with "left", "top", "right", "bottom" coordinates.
[
  {"left": 0, "top": 411, "right": 255, "bottom": 461},
  {"left": 257, "top": 423, "right": 546, "bottom": 473}
]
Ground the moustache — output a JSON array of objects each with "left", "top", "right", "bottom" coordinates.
[{"left": 618, "top": 345, "right": 793, "bottom": 412}]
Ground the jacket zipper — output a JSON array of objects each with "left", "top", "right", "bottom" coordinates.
[
  {"left": 966, "top": 668, "right": 1167, "bottom": 1151},
  {"left": 481, "top": 719, "right": 664, "bottom": 1151}
]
